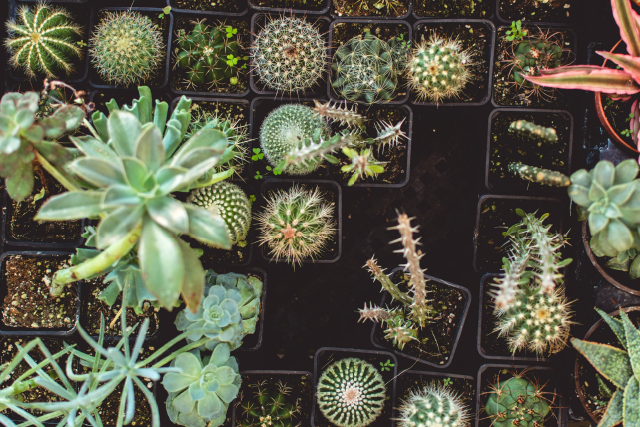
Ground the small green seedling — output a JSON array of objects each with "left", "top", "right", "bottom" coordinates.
[
  {"left": 379, "top": 359, "right": 395, "bottom": 372},
  {"left": 226, "top": 26, "right": 238, "bottom": 39},
  {"left": 252, "top": 148, "right": 264, "bottom": 161},
  {"left": 442, "top": 377, "right": 453, "bottom": 387},
  {"left": 506, "top": 20, "right": 527, "bottom": 42},
  {"left": 158, "top": 6, "right": 171, "bottom": 19}
]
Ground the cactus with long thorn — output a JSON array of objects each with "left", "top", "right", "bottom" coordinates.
[{"left": 313, "top": 100, "right": 366, "bottom": 128}]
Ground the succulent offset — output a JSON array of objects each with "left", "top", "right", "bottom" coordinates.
[
  {"left": 398, "top": 384, "right": 471, "bottom": 427},
  {"left": 237, "top": 380, "right": 302, "bottom": 427},
  {"left": 317, "top": 358, "right": 386, "bottom": 427}
]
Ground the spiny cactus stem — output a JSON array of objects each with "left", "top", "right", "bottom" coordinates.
[
  {"left": 364, "top": 257, "right": 412, "bottom": 306},
  {"left": 313, "top": 100, "right": 366, "bottom": 128},
  {"left": 358, "top": 303, "right": 394, "bottom": 323},
  {"left": 389, "top": 214, "right": 427, "bottom": 306},
  {"left": 492, "top": 234, "right": 531, "bottom": 310}
]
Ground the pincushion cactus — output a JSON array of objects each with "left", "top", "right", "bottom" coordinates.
[
  {"left": 5, "top": 3, "right": 83, "bottom": 78},
  {"left": 406, "top": 34, "right": 472, "bottom": 103},
  {"left": 398, "top": 384, "right": 471, "bottom": 427},
  {"left": 251, "top": 16, "right": 326, "bottom": 94},
  {"left": 90, "top": 11, "right": 165, "bottom": 86},
  {"left": 237, "top": 380, "right": 302, "bottom": 427},
  {"left": 187, "top": 182, "right": 251, "bottom": 247},
  {"left": 256, "top": 185, "right": 336, "bottom": 266},
  {"left": 317, "top": 358, "right": 386, "bottom": 427}
]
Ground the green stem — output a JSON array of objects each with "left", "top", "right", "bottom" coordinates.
[
  {"left": 189, "top": 169, "right": 234, "bottom": 189},
  {"left": 35, "top": 151, "right": 82, "bottom": 193},
  {"left": 150, "top": 337, "right": 210, "bottom": 369}
]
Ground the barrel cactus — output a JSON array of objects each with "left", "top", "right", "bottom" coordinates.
[
  {"left": 90, "top": 11, "right": 165, "bottom": 86},
  {"left": 332, "top": 31, "right": 399, "bottom": 104},
  {"left": 398, "top": 384, "right": 471, "bottom": 427},
  {"left": 510, "top": 39, "right": 563, "bottom": 89},
  {"left": 5, "top": 3, "right": 83, "bottom": 78},
  {"left": 406, "top": 34, "right": 472, "bottom": 103},
  {"left": 251, "top": 16, "right": 326, "bottom": 94},
  {"left": 317, "top": 358, "right": 386, "bottom": 427},
  {"left": 237, "top": 380, "right": 302, "bottom": 427},
  {"left": 187, "top": 181, "right": 251, "bottom": 247},
  {"left": 175, "top": 22, "right": 246, "bottom": 89}
]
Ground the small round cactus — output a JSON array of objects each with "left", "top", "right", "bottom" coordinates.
[
  {"left": 398, "top": 384, "right": 471, "bottom": 427},
  {"left": 260, "top": 104, "right": 329, "bottom": 176},
  {"left": 317, "top": 357, "right": 386, "bottom": 427},
  {"left": 511, "top": 39, "right": 563, "bottom": 88},
  {"left": 187, "top": 181, "right": 251, "bottom": 247},
  {"left": 90, "top": 11, "right": 165, "bottom": 86},
  {"left": 252, "top": 16, "right": 327, "bottom": 94},
  {"left": 483, "top": 373, "right": 552, "bottom": 427},
  {"left": 237, "top": 380, "right": 302, "bottom": 427},
  {"left": 256, "top": 185, "right": 336, "bottom": 266},
  {"left": 5, "top": 4, "right": 83, "bottom": 78},
  {"left": 406, "top": 34, "right": 472, "bottom": 103}
]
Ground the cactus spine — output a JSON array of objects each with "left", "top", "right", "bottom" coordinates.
[
  {"left": 398, "top": 384, "right": 471, "bottom": 427},
  {"left": 508, "top": 163, "right": 571, "bottom": 188}
]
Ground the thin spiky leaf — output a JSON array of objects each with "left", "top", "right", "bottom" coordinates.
[{"left": 572, "top": 338, "right": 633, "bottom": 388}]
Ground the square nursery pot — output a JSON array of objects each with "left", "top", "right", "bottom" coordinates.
[
  {"left": 168, "top": 0, "right": 249, "bottom": 16},
  {"left": 232, "top": 371, "right": 313, "bottom": 427},
  {"left": 485, "top": 108, "right": 573, "bottom": 194},
  {"left": 370, "top": 267, "right": 471, "bottom": 369},
  {"left": 249, "top": 0, "right": 330, "bottom": 14},
  {"left": 410, "top": 19, "right": 495, "bottom": 107},
  {"left": 7, "top": 2, "right": 92, "bottom": 84},
  {"left": 330, "top": 0, "right": 412, "bottom": 19},
  {"left": 328, "top": 19, "right": 412, "bottom": 105},
  {"left": 0, "top": 251, "right": 81, "bottom": 337},
  {"left": 473, "top": 194, "right": 563, "bottom": 273},
  {"left": 412, "top": 0, "right": 494, "bottom": 19},
  {"left": 492, "top": 25, "right": 576, "bottom": 109},
  {"left": 475, "top": 364, "right": 566, "bottom": 427},
  {"left": 496, "top": 0, "right": 573, "bottom": 25},
  {"left": 2, "top": 190, "right": 85, "bottom": 250},
  {"left": 250, "top": 14, "right": 331, "bottom": 98},
  {"left": 88, "top": 8, "right": 173, "bottom": 90},
  {"left": 312, "top": 347, "right": 398, "bottom": 427},
  {"left": 169, "top": 12, "right": 251, "bottom": 98},
  {"left": 258, "top": 179, "right": 342, "bottom": 264}
]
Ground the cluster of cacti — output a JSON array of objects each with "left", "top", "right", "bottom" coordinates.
[
  {"left": 317, "top": 358, "right": 386, "bottom": 427},
  {"left": 251, "top": 16, "right": 326, "bottom": 94},
  {"left": 236, "top": 380, "right": 302, "bottom": 427},
  {"left": 406, "top": 34, "right": 472, "bottom": 103},
  {"left": 256, "top": 185, "right": 336, "bottom": 266},
  {"left": 187, "top": 181, "right": 252, "bottom": 247},
  {"left": 5, "top": 4, "right": 83, "bottom": 78},
  {"left": 175, "top": 22, "right": 247, "bottom": 89},
  {"left": 398, "top": 384, "right": 471, "bottom": 427},
  {"left": 90, "top": 11, "right": 165, "bottom": 86}
]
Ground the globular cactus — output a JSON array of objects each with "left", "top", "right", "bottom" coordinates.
[
  {"left": 406, "top": 34, "right": 472, "bottom": 103},
  {"left": 398, "top": 384, "right": 471, "bottom": 427},
  {"left": 317, "top": 358, "right": 386, "bottom": 427},
  {"left": 260, "top": 104, "right": 330, "bottom": 175},
  {"left": 237, "top": 380, "right": 302, "bottom": 427},
  {"left": 187, "top": 181, "right": 251, "bottom": 247},
  {"left": 90, "top": 11, "right": 165, "bottom": 86},
  {"left": 508, "top": 120, "right": 558, "bottom": 144},
  {"left": 508, "top": 163, "right": 571, "bottom": 188},
  {"left": 5, "top": 4, "right": 83, "bottom": 78},
  {"left": 332, "top": 31, "right": 399, "bottom": 104},
  {"left": 175, "top": 22, "right": 247, "bottom": 89},
  {"left": 256, "top": 185, "right": 336, "bottom": 266},
  {"left": 251, "top": 16, "right": 327, "bottom": 94}
]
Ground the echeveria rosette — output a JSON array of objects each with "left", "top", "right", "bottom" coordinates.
[{"left": 163, "top": 344, "right": 240, "bottom": 427}]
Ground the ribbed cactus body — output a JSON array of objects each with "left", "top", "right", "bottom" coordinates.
[
  {"left": 407, "top": 35, "right": 471, "bottom": 103},
  {"left": 508, "top": 163, "right": 571, "bottom": 188},
  {"left": 398, "top": 384, "right": 470, "bottom": 427},
  {"left": 484, "top": 376, "right": 551, "bottom": 427},
  {"left": 512, "top": 39, "right": 562, "bottom": 88},
  {"left": 237, "top": 382, "right": 301, "bottom": 427},
  {"left": 508, "top": 120, "right": 558, "bottom": 144},
  {"left": 317, "top": 358, "right": 386, "bottom": 427}
]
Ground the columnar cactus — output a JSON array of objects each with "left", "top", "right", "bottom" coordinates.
[
  {"left": 187, "top": 181, "right": 252, "bottom": 247},
  {"left": 90, "top": 11, "right": 165, "bottom": 86},
  {"left": 483, "top": 373, "right": 552, "bottom": 427},
  {"left": 508, "top": 163, "right": 571, "bottom": 188},
  {"left": 251, "top": 16, "right": 326, "bottom": 94},
  {"left": 508, "top": 120, "right": 558, "bottom": 144},
  {"left": 317, "top": 358, "right": 386, "bottom": 427},
  {"left": 406, "top": 34, "right": 472, "bottom": 103},
  {"left": 5, "top": 4, "right": 83, "bottom": 78},
  {"left": 237, "top": 380, "right": 302, "bottom": 427},
  {"left": 256, "top": 185, "right": 336, "bottom": 266},
  {"left": 175, "top": 22, "right": 246, "bottom": 89},
  {"left": 398, "top": 384, "right": 471, "bottom": 427}
]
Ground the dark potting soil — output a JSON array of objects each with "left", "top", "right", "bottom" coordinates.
[
  {"left": 413, "top": 22, "right": 492, "bottom": 104},
  {"left": 91, "top": 91, "right": 172, "bottom": 117},
  {"left": 2, "top": 255, "right": 77, "bottom": 329},
  {"left": 332, "top": 0, "right": 409, "bottom": 17},
  {"left": 234, "top": 372, "right": 313, "bottom": 427},
  {"left": 414, "top": 0, "right": 492, "bottom": 18},
  {"left": 488, "top": 111, "right": 570, "bottom": 193},
  {"left": 396, "top": 373, "right": 475, "bottom": 419},
  {"left": 172, "top": 0, "right": 245, "bottom": 13},
  {"left": 171, "top": 18, "right": 249, "bottom": 95},
  {"left": 602, "top": 96, "right": 635, "bottom": 150},
  {"left": 8, "top": 163, "right": 83, "bottom": 243},
  {"left": 373, "top": 271, "right": 466, "bottom": 365},
  {"left": 499, "top": 0, "right": 571, "bottom": 22},
  {"left": 493, "top": 27, "right": 574, "bottom": 108},
  {"left": 252, "top": 0, "right": 326, "bottom": 10}
]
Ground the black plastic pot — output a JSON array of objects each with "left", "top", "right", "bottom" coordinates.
[
  {"left": 168, "top": 0, "right": 249, "bottom": 16},
  {"left": 410, "top": 19, "right": 495, "bottom": 107},
  {"left": 259, "top": 179, "right": 343, "bottom": 264},
  {"left": 232, "top": 370, "right": 313, "bottom": 427},
  {"left": 473, "top": 194, "right": 563, "bottom": 273},
  {"left": 496, "top": 0, "right": 573, "bottom": 25},
  {"left": 90, "top": 89, "right": 173, "bottom": 118},
  {"left": 485, "top": 108, "right": 574, "bottom": 194},
  {"left": 412, "top": 0, "right": 494, "bottom": 19},
  {"left": 328, "top": 19, "right": 412, "bottom": 105},
  {"left": 249, "top": 14, "right": 331, "bottom": 98},
  {"left": 169, "top": 12, "right": 251, "bottom": 98},
  {"left": 0, "top": 251, "right": 81, "bottom": 337},
  {"left": 88, "top": 8, "right": 173, "bottom": 90},
  {"left": 248, "top": 0, "right": 330, "bottom": 14},
  {"left": 312, "top": 347, "right": 398, "bottom": 427},
  {"left": 330, "top": 0, "right": 412, "bottom": 19},
  {"left": 370, "top": 267, "right": 471, "bottom": 369}
]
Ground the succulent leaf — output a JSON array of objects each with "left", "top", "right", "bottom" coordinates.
[{"left": 572, "top": 338, "right": 633, "bottom": 389}]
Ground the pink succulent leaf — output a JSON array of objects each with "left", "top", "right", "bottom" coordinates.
[
  {"left": 633, "top": 100, "right": 640, "bottom": 148},
  {"left": 608, "top": 94, "right": 634, "bottom": 101},
  {"left": 524, "top": 67, "right": 640, "bottom": 95},
  {"left": 612, "top": 0, "right": 640, "bottom": 56},
  {"left": 540, "top": 65, "right": 609, "bottom": 75},
  {"left": 598, "top": 51, "right": 640, "bottom": 84}
]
